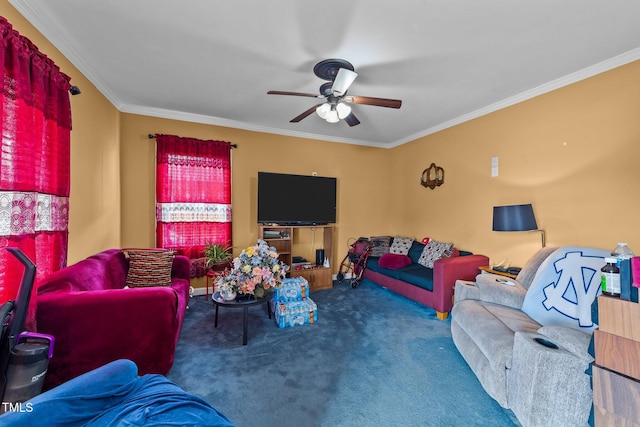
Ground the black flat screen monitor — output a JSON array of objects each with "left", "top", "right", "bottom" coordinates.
[{"left": 258, "top": 172, "right": 337, "bottom": 225}]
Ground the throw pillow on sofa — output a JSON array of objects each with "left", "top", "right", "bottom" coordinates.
[
  {"left": 369, "top": 236, "right": 393, "bottom": 257},
  {"left": 124, "top": 249, "right": 175, "bottom": 288},
  {"left": 520, "top": 246, "right": 609, "bottom": 331},
  {"left": 389, "top": 237, "right": 414, "bottom": 255},
  {"left": 417, "top": 240, "right": 454, "bottom": 268},
  {"left": 378, "top": 253, "right": 412, "bottom": 270}
]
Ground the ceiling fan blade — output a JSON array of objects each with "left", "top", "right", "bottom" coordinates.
[
  {"left": 331, "top": 68, "right": 358, "bottom": 96},
  {"left": 346, "top": 95, "right": 402, "bottom": 109},
  {"left": 344, "top": 113, "right": 360, "bottom": 127},
  {"left": 290, "top": 104, "right": 324, "bottom": 123},
  {"left": 267, "top": 90, "right": 321, "bottom": 98}
]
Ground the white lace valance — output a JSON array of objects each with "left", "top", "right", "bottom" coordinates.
[
  {"left": 166, "top": 153, "right": 228, "bottom": 168},
  {"left": 0, "top": 191, "right": 69, "bottom": 236},
  {"left": 156, "top": 202, "right": 232, "bottom": 223}
]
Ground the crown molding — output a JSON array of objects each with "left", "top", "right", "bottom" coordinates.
[
  {"left": 389, "top": 48, "right": 640, "bottom": 148},
  {"left": 120, "top": 104, "right": 391, "bottom": 149}
]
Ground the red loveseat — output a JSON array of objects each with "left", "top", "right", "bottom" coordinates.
[{"left": 36, "top": 249, "right": 190, "bottom": 389}]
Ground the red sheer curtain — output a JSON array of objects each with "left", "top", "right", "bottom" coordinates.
[
  {"left": 155, "top": 134, "right": 232, "bottom": 277},
  {"left": 0, "top": 17, "right": 72, "bottom": 329}
]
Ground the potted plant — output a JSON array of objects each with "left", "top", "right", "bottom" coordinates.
[{"left": 204, "top": 243, "right": 233, "bottom": 272}]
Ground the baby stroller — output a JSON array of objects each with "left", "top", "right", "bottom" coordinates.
[{"left": 336, "top": 237, "right": 370, "bottom": 288}]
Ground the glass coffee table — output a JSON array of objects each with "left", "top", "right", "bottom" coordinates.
[{"left": 211, "top": 292, "right": 272, "bottom": 345}]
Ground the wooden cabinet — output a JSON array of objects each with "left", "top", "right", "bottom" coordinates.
[
  {"left": 593, "top": 296, "right": 640, "bottom": 426},
  {"left": 258, "top": 225, "right": 334, "bottom": 291},
  {"left": 290, "top": 267, "right": 332, "bottom": 291}
]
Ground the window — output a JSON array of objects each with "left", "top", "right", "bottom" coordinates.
[{"left": 155, "top": 134, "right": 232, "bottom": 277}]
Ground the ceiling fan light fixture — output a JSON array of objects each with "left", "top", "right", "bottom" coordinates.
[
  {"left": 336, "top": 103, "right": 352, "bottom": 119},
  {"left": 316, "top": 103, "right": 331, "bottom": 119},
  {"left": 268, "top": 58, "right": 402, "bottom": 126},
  {"left": 325, "top": 109, "right": 340, "bottom": 123}
]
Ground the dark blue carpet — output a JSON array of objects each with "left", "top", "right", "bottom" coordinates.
[{"left": 167, "top": 280, "right": 519, "bottom": 427}]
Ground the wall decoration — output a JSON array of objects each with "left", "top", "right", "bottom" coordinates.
[{"left": 420, "top": 163, "right": 444, "bottom": 189}]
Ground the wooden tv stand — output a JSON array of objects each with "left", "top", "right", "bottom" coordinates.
[{"left": 258, "top": 224, "right": 334, "bottom": 291}]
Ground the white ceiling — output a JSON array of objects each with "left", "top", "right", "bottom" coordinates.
[{"left": 10, "top": 0, "right": 640, "bottom": 148}]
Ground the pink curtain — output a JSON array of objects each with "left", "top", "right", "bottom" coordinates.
[
  {"left": 155, "top": 134, "right": 232, "bottom": 276},
  {"left": 0, "top": 17, "right": 72, "bottom": 329}
]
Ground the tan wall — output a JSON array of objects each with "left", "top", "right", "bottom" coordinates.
[
  {"left": 390, "top": 60, "right": 640, "bottom": 266},
  {"left": 119, "top": 114, "right": 394, "bottom": 270},
  {"left": 1, "top": 2, "right": 122, "bottom": 264}
]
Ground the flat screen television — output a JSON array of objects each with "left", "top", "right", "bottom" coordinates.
[{"left": 258, "top": 172, "right": 336, "bottom": 225}]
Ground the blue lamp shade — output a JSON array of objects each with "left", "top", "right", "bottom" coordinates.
[{"left": 492, "top": 204, "right": 538, "bottom": 232}]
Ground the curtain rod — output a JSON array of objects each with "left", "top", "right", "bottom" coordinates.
[{"left": 148, "top": 134, "right": 237, "bottom": 148}]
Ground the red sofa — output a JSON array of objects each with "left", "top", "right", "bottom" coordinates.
[
  {"left": 363, "top": 241, "right": 489, "bottom": 320},
  {"left": 36, "top": 249, "right": 190, "bottom": 389}
]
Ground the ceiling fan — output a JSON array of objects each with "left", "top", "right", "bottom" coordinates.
[{"left": 267, "top": 59, "right": 402, "bottom": 127}]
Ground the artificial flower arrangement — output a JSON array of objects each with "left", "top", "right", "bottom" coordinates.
[{"left": 215, "top": 239, "right": 289, "bottom": 300}]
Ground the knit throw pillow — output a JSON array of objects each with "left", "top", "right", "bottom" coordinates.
[
  {"left": 369, "top": 236, "right": 392, "bottom": 257},
  {"left": 389, "top": 237, "right": 414, "bottom": 255},
  {"left": 124, "top": 249, "right": 174, "bottom": 288},
  {"left": 417, "top": 240, "right": 454, "bottom": 268}
]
